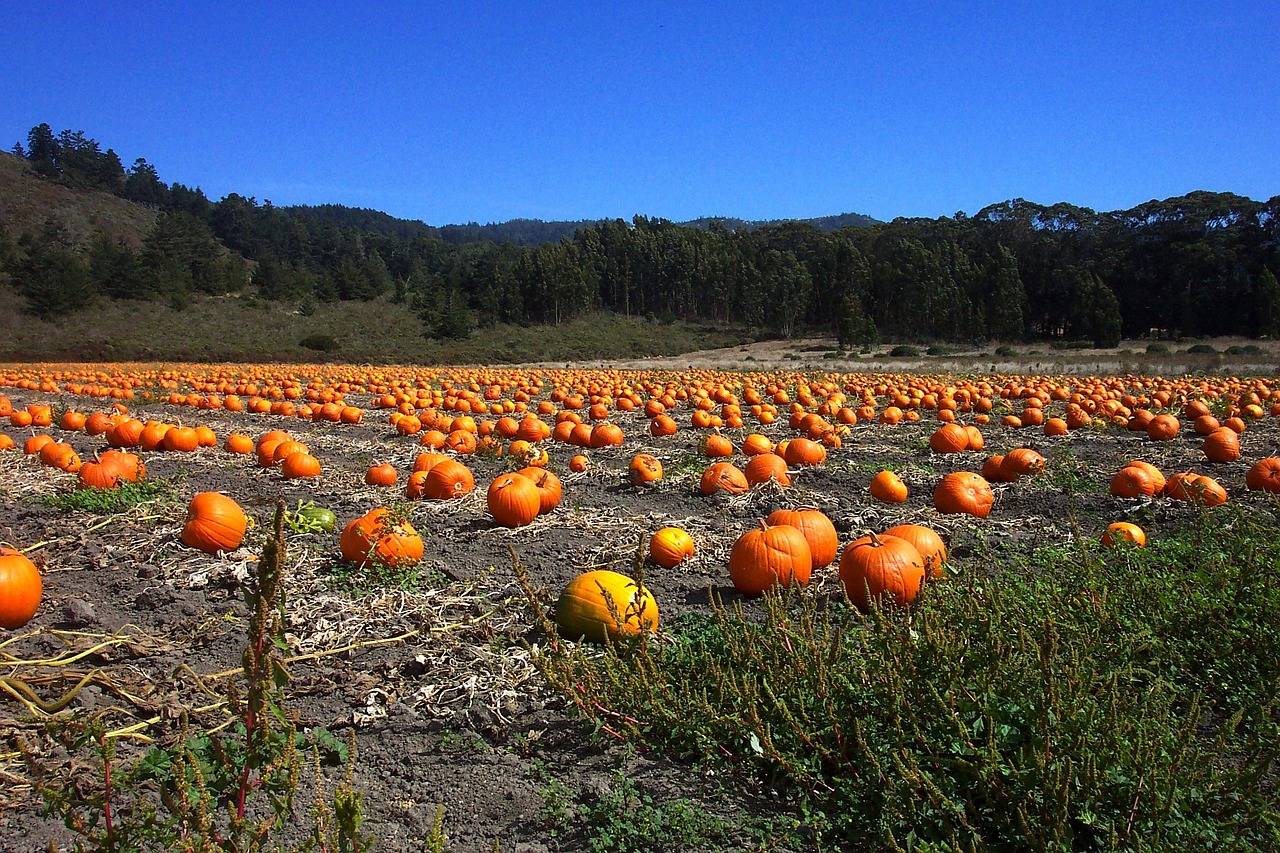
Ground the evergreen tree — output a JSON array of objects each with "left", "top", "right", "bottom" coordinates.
[
  {"left": 1254, "top": 267, "right": 1280, "bottom": 337},
  {"left": 124, "top": 158, "right": 170, "bottom": 206},
  {"left": 16, "top": 242, "right": 95, "bottom": 318},
  {"left": 987, "top": 245, "right": 1027, "bottom": 341},
  {"left": 88, "top": 234, "right": 147, "bottom": 299},
  {"left": 26, "top": 123, "right": 59, "bottom": 176}
]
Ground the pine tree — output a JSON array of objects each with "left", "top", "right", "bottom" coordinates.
[
  {"left": 17, "top": 244, "right": 95, "bottom": 318},
  {"left": 88, "top": 234, "right": 147, "bottom": 299},
  {"left": 1254, "top": 267, "right": 1280, "bottom": 337},
  {"left": 987, "top": 246, "right": 1027, "bottom": 341}
]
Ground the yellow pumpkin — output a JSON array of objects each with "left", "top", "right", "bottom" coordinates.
[{"left": 556, "top": 570, "right": 659, "bottom": 642}]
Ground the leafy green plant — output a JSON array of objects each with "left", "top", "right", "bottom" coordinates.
[
  {"left": 524, "top": 507, "right": 1280, "bottom": 851},
  {"left": 42, "top": 480, "right": 169, "bottom": 514}
]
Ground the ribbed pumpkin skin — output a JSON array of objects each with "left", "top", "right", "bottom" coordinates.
[
  {"left": 699, "top": 462, "right": 749, "bottom": 496},
  {"left": 744, "top": 453, "right": 791, "bottom": 487},
  {"left": 933, "top": 472, "right": 994, "bottom": 517},
  {"left": 556, "top": 570, "right": 659, "bottom": 642},
  {"left": 339, "top": 508, "right": 424, "bottom": 567},
  {"left": 729, "top": 524, "right": 812, "bottom": 596},
  {"left": 517, "top": 467, "right": 562, "bottom": 513},
  {"left": 1201, "top": 427, "right": 1240, "bottom": 463},
  {"left": 423, "top": 460, "right": 475, "bottom": 500},
  {"left": 78, "top": 461, "right": 120, "bottom": 490},
  {"left": 929, "top": 423, "right": 969, "bottom": 453},
  {"left": 181, "top": 492, "right": 248, "bottom": 553},
  {"left": 1109, "top": 465, "right": 1157, "bottom": 498},
  {"left": 1246, "top": 457, "right": 1280, "bottom": 493},
  {"left": 487, "top": 473, "right": 542, "bottom": 528},
  {"left": 766, "top": 508, "right": 838, "bottom": 570},
  {"left": 839, "top": 534, "right": 924, "bottom": 610},
  {"left": 281, "top": 452, "right": 321, "bottom": 479},
  {"left": 883, "top": 524, "right": 947, "bottom": 577},
  {"left": 869, "top": 470, "right": 908, "bottom": 503},
  {"left": 649, "top": 527, "right": 695, "bottom": 568},
  {"left": 0, "top": 551, "right": 42, "bottom": 629}
]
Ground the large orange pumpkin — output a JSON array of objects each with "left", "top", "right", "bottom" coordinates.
[
  {"left": 765, "top": 508, "right": 838, "bottom": 570},
  {"left": 181, "top": 492, "right": 248, "bottom": 554},
  {"left": 839, "top": 533, "right": 924, "bottom": 610},
  {"left": 728, "top": 522, "right": 812, "bottom": 596},
  {"left": 933, "top": 472, "right": 994, "bottom": 518},
  {"left": 0, "top": 551, "right": 42, "bottom": 629},
  {"left": 339, "top": 508, "right": 424, "bottom": 567},
  {"left": 487, "top": 473, "right": 542, "bottom": 528},
  {"left": 1245, "top": 457, "right": 1280, "bottom": 493}
]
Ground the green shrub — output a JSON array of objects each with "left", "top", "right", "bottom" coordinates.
[
  {"left": 1146, "top": 342, "right": 1171, "bottom": 354},
  {"left": 527, "top": 508, "right": 1280, "bottom": 851},
  {"left": 1186, "top": 343, "right": 1218, "bottom": 354},
  {"left": 299, "top": 333, "right": 340, "bottom": 352},
  {"left": 888, "top": 345, "right": 919, "bottom": 357},
  {"left": 926, "top": 344, "right": 951, "bottom": 356},
  {"left": 994, "top": 344, "right": 1018, "bottom": 356},
  {"left": 1225, "top": 344, "right": 1262, "bottom": 355}
]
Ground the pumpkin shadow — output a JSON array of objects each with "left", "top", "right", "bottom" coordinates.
[
  {"left": 456, "top": 518, "right": 491, "bottom": 534},
  {"left": 683, "top": 585, "right": 741, "bottom": 607}
]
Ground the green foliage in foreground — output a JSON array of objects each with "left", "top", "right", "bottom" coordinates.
[
  {"left": 532, "top": 508, "right": 1280, "bottom": 851},
  {"left": 42, "top": 480, "right": 169, "bottom": 514}
]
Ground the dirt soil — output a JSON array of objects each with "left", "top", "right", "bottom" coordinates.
[{"left": 1, "top": 378, "right": 1277, "bottom": 851}]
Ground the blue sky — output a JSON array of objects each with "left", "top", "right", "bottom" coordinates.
[{"left": 2, "top": 2, "right": 1276, "bottom": 224}]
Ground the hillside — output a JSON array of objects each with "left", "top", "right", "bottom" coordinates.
[
  {"left": 0, "top": 152, "right": 157, "bottom": 248},
  {"left": 0, "top": 287, "right": 749, "bottom": 363}
]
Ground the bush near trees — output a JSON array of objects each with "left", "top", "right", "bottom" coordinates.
[{"left": 5, "top": 123, "right": 1280, "bottom": 346}]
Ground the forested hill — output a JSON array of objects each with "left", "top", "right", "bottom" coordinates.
[{"left": 2, "top": 122, "right": 1278, "bottom": 351}]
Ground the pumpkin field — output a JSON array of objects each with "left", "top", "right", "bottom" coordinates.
[{"left": 1, "top": 361, "right": 1278, "bottom": 851}]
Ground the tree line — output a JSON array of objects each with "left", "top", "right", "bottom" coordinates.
[{"left": 4, "top": 123, "right": 1279, "bottom": 345}]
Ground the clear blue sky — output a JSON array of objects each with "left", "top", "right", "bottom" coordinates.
[{"left": 2, "top": 2, "right": 1276, "bottom": 225}]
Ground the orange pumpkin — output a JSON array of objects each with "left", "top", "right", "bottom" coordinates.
[
  {"left": 487, "top": 473, "right": 542, "bottom": 527},
  {"left": 839, "top": 533, "right": 924, "bottom": 610},
  {"left": 728, "top": 522, "right": 812, "bottom": 596},
  {"left": 743, "top": 453, "right": 791, "bottom": 487},
  {"left": 699, "top": 462, "right": 749, "bottom": 496},
  {"left": 517, "top": 467, "right": 563, "bottom": 514},
  {"left": 649, "top": 527, "right": 695, "bottom": 568},
  {"left": 869, "top": 470, "right": 908, "bottom": 503},
  {"left": 365, "top": 463, "right": 398, "bottom": 486},
  {"left": 766, "top": 508, "right": 838, "bottom": 570},
  {"left": 1245, "top": 457, "right": 1280, "bottom": 493},
  {"left": 1201, "top": 427, "right": 1240, "bottom": 463},
  {"left": 628, "top": 453, "right": 664, "bottom": 485},
  {"left": 339, "top": 508, "right": 424, "bottom": 567},
  {"left": 423, "top": 460, "right": 476, "bottom": 500},
  {"left": 281, "top": 452, "right": 321, "bottom": 479},
  {"left": 181, "top": 492, "right": 248, "bottom": 554},
  {"left": 1101, "top": 522, "right": 1146, "bottom": 548},
  {"left": 882, "top": 524, "right": 947, "bottom": 577},
  {"left": 933, "top": 472, "right": 994, "bottom": 518},
  {"left": 0, "top": 551, "right": 42, "bottom": 629}
]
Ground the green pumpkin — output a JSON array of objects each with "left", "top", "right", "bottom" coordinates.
[{"left": 293, "top": 503, "right": 336, "bottom": 533}]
